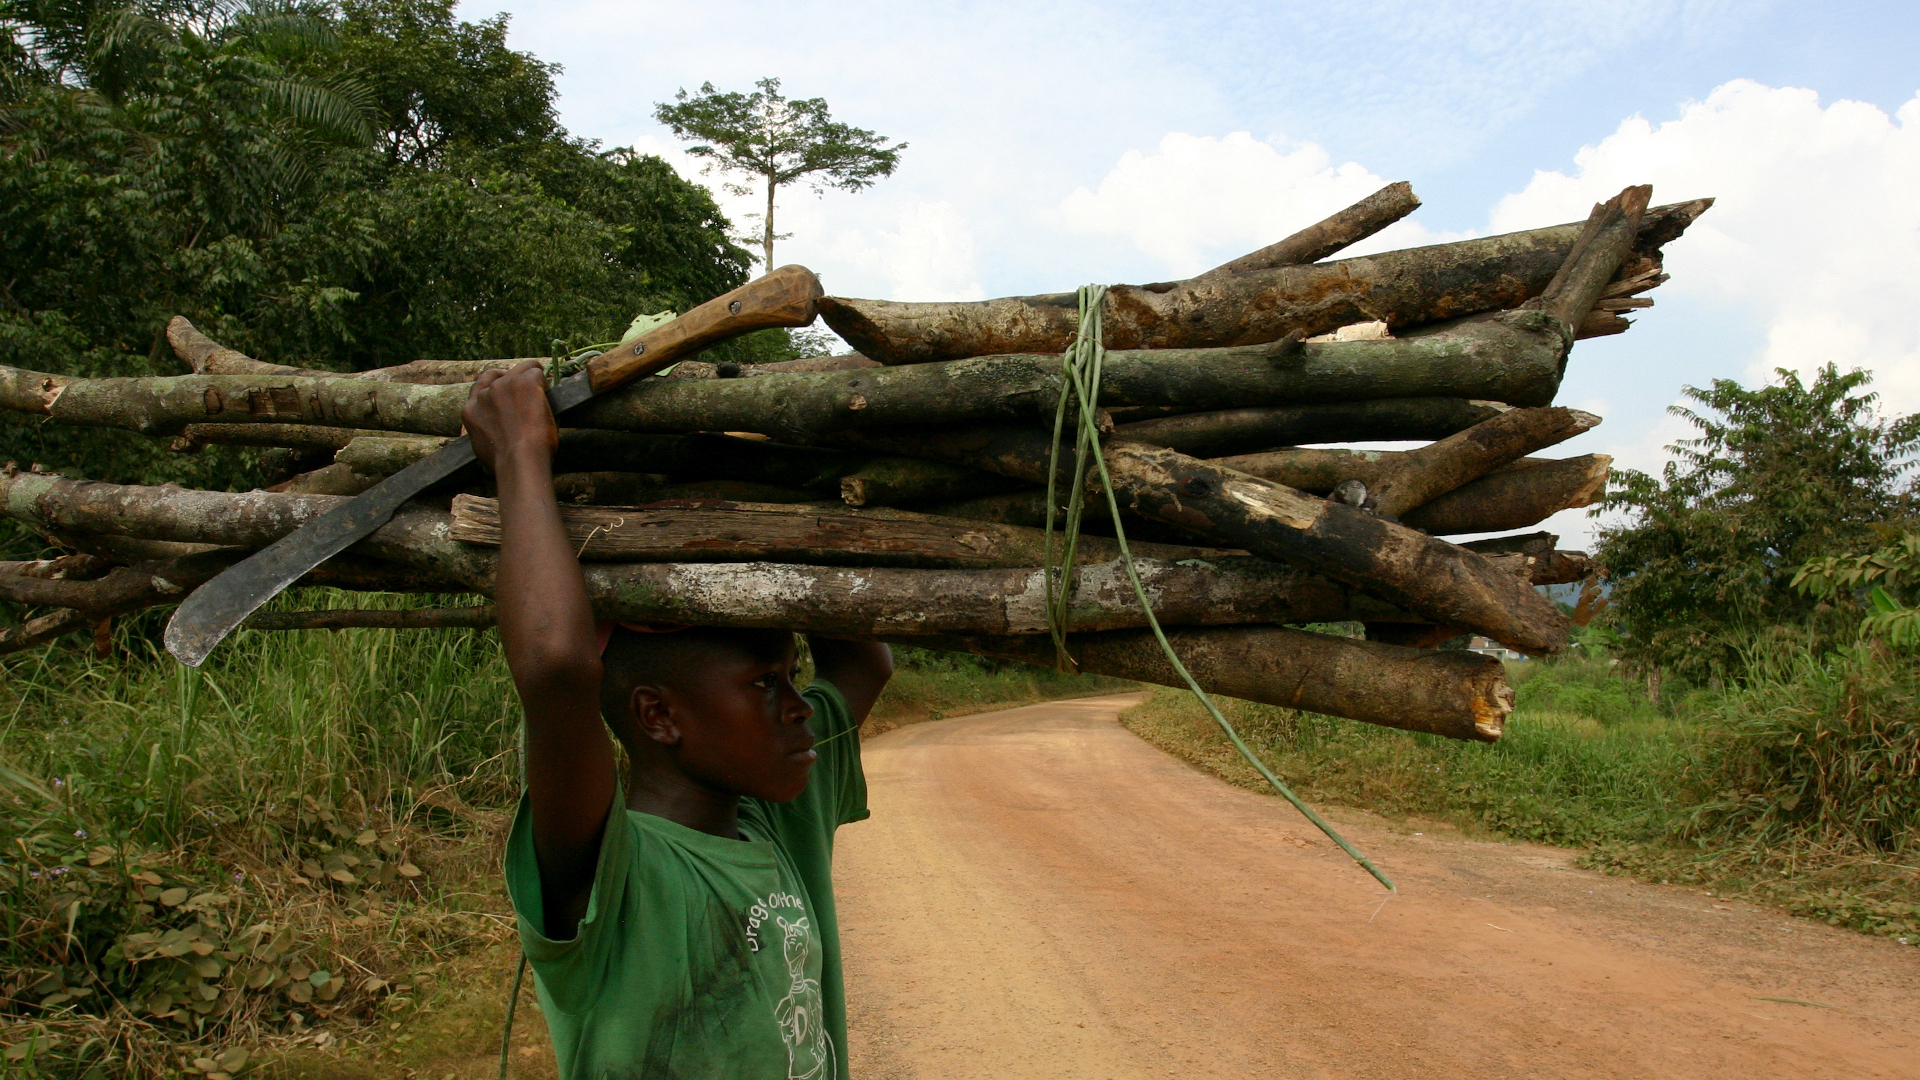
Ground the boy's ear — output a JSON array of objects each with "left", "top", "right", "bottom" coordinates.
[{"left": 630, "top": 685, "right": 682, "bottom": 746}]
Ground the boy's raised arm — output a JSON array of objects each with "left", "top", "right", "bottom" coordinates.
[
  {"left": 464, "top": 362, "right": 612, "bottom": 940},
  {"left": 809, "top": 637, "right": 893, "bottom": 725}
]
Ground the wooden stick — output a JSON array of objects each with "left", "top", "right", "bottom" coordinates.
[
  {"left": 448, "top": 495, "right": 1230, "bottom": 569},
  {"left": 838, "top": 458, "right": 1027, "bottom": 507},
  {"left": 1400, "top": 455, "right": 1610, "bottom": 534},
  {"left": 832, "top": 428, "right": 1568, "bottom": 653},
  {"left": 818, "top": 199, "right": 1709, "bottom": 364},
  {"left": 571, "top": 316, "right": 1573, "bottom": 441},
  {"left": 895, "top": 626, "right": 1511, "bottom": 742},
  {"left": 1196, "top": 181, "right": 1421, "bottom": 278},
  {"left": 1113, "top": 398, "right": 1510, "bottom": 458},
  {"left": 242, "top": 608, "right": 497, "bottom": 630},
  {"left": 1360, "top": 406, "right": 1600, "bottom": 517}
]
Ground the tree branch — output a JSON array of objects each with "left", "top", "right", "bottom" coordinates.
[{"left": 1196, "top": 181, "right": 1421, "bottom": 278}]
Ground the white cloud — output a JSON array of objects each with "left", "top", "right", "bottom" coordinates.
[
  {"left": 1491, "top": 80, "right": 1920, "bottom": 415},
  {"left": 828, "top": 202, "right": 986, "bottom": 302},
  {"left": 1053, "top": 132, "right": 1463, "bottom": 279}
]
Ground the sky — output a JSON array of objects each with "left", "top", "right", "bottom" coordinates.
[{"left": 460, "top": 0, "right": 1920, "bottom": 547}]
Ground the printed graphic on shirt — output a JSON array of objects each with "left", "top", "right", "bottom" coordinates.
[
  {"left": 775, "top": 915, "right": 833, "bottom": 1080},
  {"left": 745, "top": 891, "right": 833, "bottom": 1080}
]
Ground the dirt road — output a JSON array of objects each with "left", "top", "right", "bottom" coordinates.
[{"left": 834, "top": 694, "right": 1920, "bottom": 1079}]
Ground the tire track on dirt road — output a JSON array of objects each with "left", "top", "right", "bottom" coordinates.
[{"left": 834, "top": 693, "right": 1919, "bottom": 1079}]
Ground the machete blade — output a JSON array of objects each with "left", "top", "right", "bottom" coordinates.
[{"left": 163, "top": 371, "right": 594, "bottom": 666}]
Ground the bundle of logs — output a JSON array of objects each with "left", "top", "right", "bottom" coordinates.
[{"left": 0, "top": 182, "right": 1707, "bottom": 743}]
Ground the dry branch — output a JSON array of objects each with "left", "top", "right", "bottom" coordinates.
[
  {"left": 1112, "top": 398, "right": 1510, "bottom": 458},
  {"left": 242, "top": 607, "right": 497, "bottom": 630},
  {"left": 818, "top": 199, "right": 1708, "bottom": 364},
  {"left": 1337, "top": 406, "right": 1599, "bottom": 517},
  {"left": 831, "top": 427, "right": 1568, "bottom": 653},
  {"left": 573, "top": 311, "right": 1574, "bottom": 441},
  {"left": 448, "top": 495, "right": 1228, "bottom": 569},
  {"left": 897, "top": 626, "right": 1511, "bottom": 741},
  {"left": 1196, "top": 182, "right": 1422, "bottom": 278}
]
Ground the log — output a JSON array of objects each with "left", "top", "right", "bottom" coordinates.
[
  {"left": 818, "top": 199, "right": 1709, "bottom": 364},
  {"left": 1195, "top": 181, "right": 1421, "bottom": 278},
  {"left": 572, "top": 311, "right": 1573, "bottom": 441},
  {"left": 1400, "top": 455, "right": 1610, "bottom": 534},
  {"left": 173, "top": 424, "right": 370, "bottom": 454},
  {"left": 0, "top": 608, "right": 97, "bottom": 657},
  {"left": 0, "top": 474, "right": 1422, "bottom": 636},
  {"left": 921, "top": 452, "right": 1609, "bottom": 538},
  {"left": 1340, "top": 406, "right": 1599, "bottom": 517},
  {"left": 839, "top": 458, "right": 1027, "bottom": 507},
  {"left": 666, "top": 355, "right": 881, "bottom": 379},
  {"left": 1113, "top": 398, "right": 1510, "bottom": 458},
  {"left": 830, "top": 428, "right": 1568, "bottom": 653},
  {"left": 447, "top": 495, "right": 1229, "bottom": 569},
  {"left": 8, "top": 307, "right": 1572, "bottom": 443},
  {"left": 243, "top": 607, "right": 497, "bottom": 630},
  {"left": 0, "top": 366, "right": 465, "bottom": 437},
  {"left": 1458, "top": 532, "right": 1592, "bottom": 586},
  {"left": 896, "top": 627, "right": 1510, "bottom": 741}
]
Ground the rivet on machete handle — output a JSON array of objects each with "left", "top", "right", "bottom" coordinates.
[{"left": 161, "top": 266, "right": 825, "bottom": 667}]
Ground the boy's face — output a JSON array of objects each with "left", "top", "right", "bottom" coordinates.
[{"left": 652, "top": 638, "right": 817, "bottom": 803}]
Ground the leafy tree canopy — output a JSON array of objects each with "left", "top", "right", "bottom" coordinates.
[
  {"left": 1595, "top": 364, "right": 1920, "bottom": 683},
  {"left": 655, "top": 77, "right": 903, "bottom": 268},
  {"left": 1, "top": 0, "right": 773, "bottom": 514}
]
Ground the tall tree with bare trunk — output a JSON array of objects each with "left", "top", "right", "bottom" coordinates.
[{"left": 655, "top": 78, "right": 905, "bottom": 267}]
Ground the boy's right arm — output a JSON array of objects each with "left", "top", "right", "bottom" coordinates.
[{"left": 465, "top": 362, "right": 612, "bottom": 941}]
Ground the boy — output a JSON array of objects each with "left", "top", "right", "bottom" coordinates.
[{"left": 463, "top": 361, "right": 893, "bottom": 1079}]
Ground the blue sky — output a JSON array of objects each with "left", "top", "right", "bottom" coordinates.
[{"left": 463, "top": 0, "right": 1920, "bottom": 546}]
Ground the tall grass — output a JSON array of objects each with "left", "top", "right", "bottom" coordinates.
[
  {"left": 0, "top": 610, "right": 1133, "bottom": 1075},
  {"left": 0, "top": 592, "right": 520, "bottom": 1077},
  {"left": 1122, "top": 649, "right": 1702, "bottom": 847},
  {"left": 1121, "top": 641, "right": 1917, "bottom": 940}
]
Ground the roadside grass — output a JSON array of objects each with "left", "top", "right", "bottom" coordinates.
[
  {"left": 865, "top": 646, "right": 1134, "bottom": 734},
  {"left": 0, "top": 609, "right": 1125, "bottom": 1077},
  {"left": 1120, "top": 642, "right": 1918, "bottom": 941}
]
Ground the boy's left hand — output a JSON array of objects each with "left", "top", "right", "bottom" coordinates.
[{"left": 463, "top": 360, "right": 559, "bottom": 473}]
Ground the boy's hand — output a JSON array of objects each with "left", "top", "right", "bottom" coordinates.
[{"left": 463, "top": 360, "right": 558, "bottom": 473}]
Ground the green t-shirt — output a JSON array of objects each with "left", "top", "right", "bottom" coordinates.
[{"left": 506, "top": 681, "right": 868, "bottom": 1080}]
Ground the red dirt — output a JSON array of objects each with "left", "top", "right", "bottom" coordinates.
[{"left": 834, "top": 694, "right": 1920, "bottom": 1079}]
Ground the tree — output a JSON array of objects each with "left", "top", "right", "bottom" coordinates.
[
  {"left": 1595, "top": 365, "right": 1920, "bottom": 684},
  {"left": 654, "top": 77, "right": 905, "bottom": 268},
  {"left": 0, "top": 0, "right": 761, "bottom": 557}
]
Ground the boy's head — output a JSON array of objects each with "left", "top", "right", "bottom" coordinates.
[{"left": 599, "top": 625, "right": 817, "bottom": 803}]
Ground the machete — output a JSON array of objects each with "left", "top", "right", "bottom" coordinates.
[{"left": 163, "top": 265, "right": 826, "bottom": 666}]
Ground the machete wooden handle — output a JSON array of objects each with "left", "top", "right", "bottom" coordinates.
[{"left": 586, "top": 265, "right": 825, "bottom": 392}]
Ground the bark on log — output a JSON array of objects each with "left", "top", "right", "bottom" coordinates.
[
  {"left": 1113, "top": 398, "right": 1510, "bottom": 458},
  {"left": 0, "top": 473, "right": 1418, "bottom": 635},
  {"left": 448, "top": 495, "right": 1229, "bottom": 569},
  {"left": 1458, "top": 533, "right": 1592, "bottom": 586},
  {"left": 1349, "top": 406, "right": 1599, "bottom": 517},
  {"left": 818, "top": 199, "right": 1709, "bottom": 364},
  {"left": 897, "top": 627, "right": 1510, "bottom": 741},
  {"left": 830, "top": 428, "right": 1568, "bottom": 653},
  {"left": 0, "top": 366, "right": 466, "bottom": 437},
  {"left": 922, "top": 451, "right": 1609, "bottom": 538},
  {"left": 1196, "top": 181, "right": 1421, "bottom": 279},
  {"left": 839, "top": 458, "right": 1027, "bottom": 507},
  {"left": 0, "top": 608, "right": 97, "bottom": 657},
  {"left": 12, "top": 307, "right": 1573, "bottom": 444},
  {"left": 666, "top": 355, "right": 881, "bottom": 379},
  {"left": 1216, "top": 449, "right": 1612, "bottom": 533},
  {"left": 243, "top": 607, "right": 497, "bottom": 630},
  {"left": 1400, "top": 455, "right": 1610, "bottom": 534},
  {"left": 573, "top": 310, "right": 1573, "bottom": 441},
  {"left": 173, "top": 424, "right": 370, "bottom": 454}
]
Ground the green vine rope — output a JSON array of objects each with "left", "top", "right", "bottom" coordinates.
[{"left": 1042, "top": 285, "right": 1396, "bottom": 893}]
